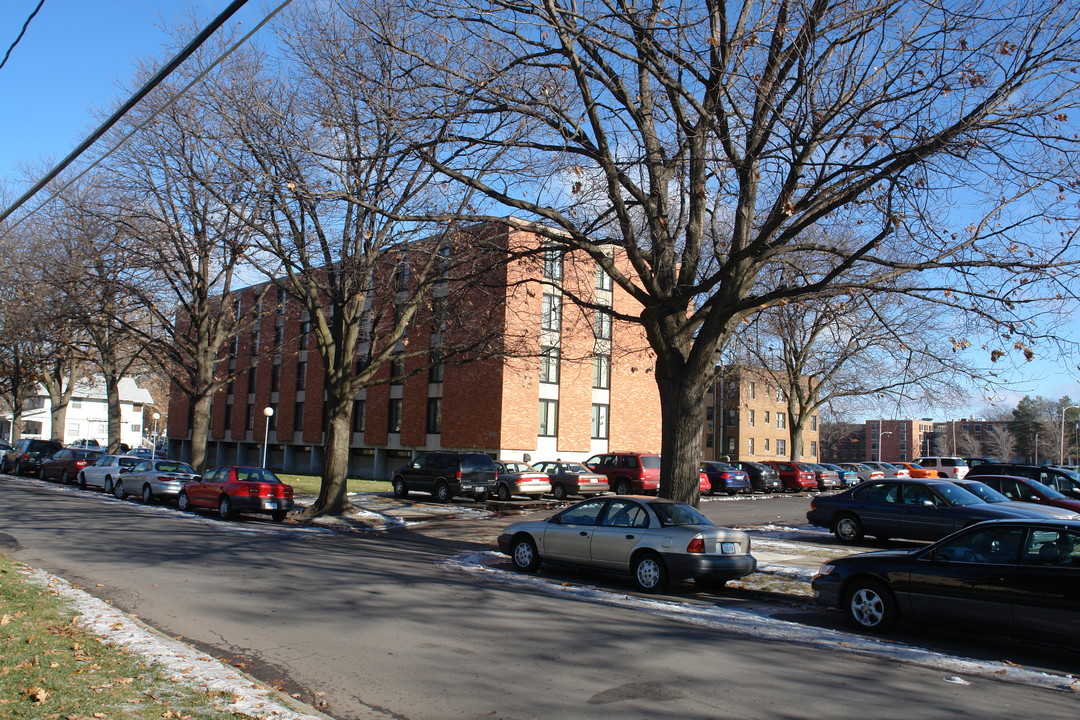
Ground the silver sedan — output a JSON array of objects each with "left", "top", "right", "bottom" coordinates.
[
  {"left": 497, "top": 495, "right": 756, "bottom": 593},
  {"left": 113, "top": 459, "right": 199, "bottom": 504}
]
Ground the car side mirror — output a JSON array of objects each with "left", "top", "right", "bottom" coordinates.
[
  {"left": 411, "top": 462, "right": 420, "bottom": 469},
  {"left": 922, "top": 500, "right": 936, "bottom": 507}
]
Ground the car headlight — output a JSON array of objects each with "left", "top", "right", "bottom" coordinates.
[{"left": 814, "top": 563, "right": 836, "bottom": 578}]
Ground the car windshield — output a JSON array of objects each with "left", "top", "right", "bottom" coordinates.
[
  {"left": 933, "top": 482, "right": 983, "bottom": 506},
  {"left": 640, "top": 456, "right": 661, "bottom": 469},
  {"left": 155, "top": 461, "right": 195, "bottom": 474},
  {"left": 958, "top": 482, "right": 1009, "bottom": 503},
  {"left": 651, "top": 502, "right": 714, "bottom": 527}
]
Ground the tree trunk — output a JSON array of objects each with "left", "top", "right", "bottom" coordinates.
[
  {"left": 655, "top": 366, "right": 707, "bottom": 506},
  {"left": 302, "top": 389, "right": 352, "bottom": 517},
  {"left": 105, "top": 374, "right": 122, "bottom": 454},
  {"left": 189, "top": 394, "right": 213, "bottom": 473}
]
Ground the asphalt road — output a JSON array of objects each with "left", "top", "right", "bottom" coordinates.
[{"left": 2, "top": 478, "right": 1078, "bottom": 720}]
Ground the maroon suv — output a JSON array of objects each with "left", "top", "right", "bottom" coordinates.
[
  {"left": 585, "top": 452, "right": 661, "bottom": 495},
  {"left": 762, "top": 461, "right": 818, "bottom": 492}
]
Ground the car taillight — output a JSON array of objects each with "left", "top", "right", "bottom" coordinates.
[
  {"left": 686, "top": 537, "right": 705, "bottom": 554},
  {"left": 455, "top": 469, "right": 462, "bottom": 480}
]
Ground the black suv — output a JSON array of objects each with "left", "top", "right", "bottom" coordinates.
[
  {"left": 968, "top": 463, "right": 1080, "bottom": 500},
  {"left": 3, "top": 439, "right": 64, "bottom": 476},
  {"left": 391, "top": 451, "right": 497, "bottom": 503}
]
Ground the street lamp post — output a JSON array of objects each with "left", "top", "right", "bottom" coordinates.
[
  {"left": 876, "top": 422, "right": 892, "bottom": 462},
  {"left": 1034, "top": 432, "right": 1040, "bottom": 465},
  {"left": 262, "top": 406, "right": 274, "bottom": 468},
  {"left": 151, "top": 412, "right": 161, "bottom": 449},
  {"left": 1060, "top": 405, "right": 1080, "bottom": 466}
]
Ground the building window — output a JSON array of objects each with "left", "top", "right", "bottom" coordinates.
[
  {"left": 390, "top": 353, "right": 405, "bottom": 385},
  {"left": 271, "top": 364, "right": 281, "bottom": 392},
  {"left": 593, "top": 354, "right": 610, "bottom": 389},
  {"left": 429, "top": 351, "right": 444, "bottom": 383},
  {"left": 395, "top": 259, "right": 410, "bottom": 291},
  {"left": 250, "top": 325, "right": 260, "bottom": 355},
  {"left": 296, "top": 361, "right": 307, "bottom": 390},
  {"left": 299, "top": 319, "right": 310, "bottom": 350},
  {"left": 810, "top": 441, "right": 818, "bottom": 457},
  {"left": 245, "top": 404, "right": 255, "bottom": 431},
  {"left": 431, "top": 296, "right": 447, "bottom": 334},
  {"left": 267, "top": 405, "right": 277, "bottom": 431},
  {"left": 540, "top": 346, "right": 560, "bottom": 384},
  {"left": 22, "top": 421, "right": 42, "bottom": 435},
  {"left": 811, "top": 414, "right": 818, "bottom": 431},
  {"left": 748, "top": 409, "right": 755, "bottom": 427},
  {"left": 277, "top": 287, "right": 287, "bottom": 313},
  {"left": 777, "top": 412, "right": 786, "bottom": 430},
  {"left": 247, "top": 367, "right": 257, "bottom": 393},
  {"left": 388, "top": 398, "right": 403, "bottom": 433},
  {"left": 776, "top": 386, "right": 785, "bottom": 402},
  {"left": 542, "top": 293, "right": 561, "bottom": 332},
  {"left": 293, "top": 401, "right": 304, "bottom": 430},
  {"left": 594, "top": 310, "right": 612, "bottom": 340},
  {"left": 706, "top": 433, "right": 714, "bottom": 448},
  {"left": 749, "top": 382, "right": 756, "bottom": 399},
  {"left": 596, "top": 263, "right": 612, "bottom": 291},
  {"left": 353, "top": 399, "right": 365, "bottom": 433},
  {"left": 538, "top": 399, "right": 558, "bottom": 437},
  {"left": 748, "top": 438, "right": 755, "bottom": 455},
  {"left": 764, "top": 411, "right": 771, "bottom": 425},
  {"left": 777, "top": 439, "right": 786, "bottom": 456},
  {"left": 726, "top": 409, "right": 736, "bottom": 426},
  {"left": 591, "top": 404, "right": 609, "bottom": 439},
  {"left": 727, "top": 436, "right": 736, "bottom": 453},
  {"left": 426, "top": 397, "right": 442, "bottom": 434},
  {"left": 543, "top": 246, "right": 563, "bottom": 281},
  {"left": 764, "top": 438, "right": 770, "bottom": 452},
  {"left": 273, "top": 324, "right": 284, "bottom": 347},
  {"left": 224, "top": 402, "right": 232, "bottom": 431}
]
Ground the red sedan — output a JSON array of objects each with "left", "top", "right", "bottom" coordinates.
[
  {"left": 762, "top": 461, "right": 818, "bottom": 492},
  {"left": 40, "top": 448, "right": 105, "bottom": 485},
  {"left": 178, "top": 465, "right": 294, "bottom": 522}
]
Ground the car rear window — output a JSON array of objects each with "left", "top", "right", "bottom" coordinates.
[
  {"left": 461, "top": 454, "right": 496, "bottom": 471},
  {"left": 118, "top": 457, "right": 142, "bottom": 468},
  {"left": 155, "top": 461, "right": 195, "bottom": 474},
  {"left": 640, "top": 456, "right": 661, "bottom": 469},
  {"left": 652, "top": 502, "right": 713, "bottom": 527}
]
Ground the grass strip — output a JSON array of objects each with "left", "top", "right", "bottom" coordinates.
[{"left": 0, "top": 554, "right": 247, "bottom": 719}]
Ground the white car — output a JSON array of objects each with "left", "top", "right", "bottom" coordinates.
[
  {"left": 913, "top": 456, "right": 969, "bottom": 479},
  {"left": 78, "top": 454, "right": 144, "bottom": 492}
]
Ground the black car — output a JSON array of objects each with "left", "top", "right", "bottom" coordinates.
[
  {"left": 969, "top": 463, "right": 1080, "bottom": 500},
  {"left": 731, "top": 461, "right": 783, "bottom": 493},
  {"left": 698, "top": 461, "right": 751, "bottom": 495},
  {"left": 391, "top": 451, "right": 497, "bottom": 502},
  {"left": 806, "top": 477, "right": 1051, "bottom": 543},
  {"left": 812, "top": 518, "right": 1080, "bottom": 641},
  {"left": 2, "top": 438, "right": 64, "bottom": 476}
]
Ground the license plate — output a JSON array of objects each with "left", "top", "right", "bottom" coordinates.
[
  {"left": 721, "top": 542, "right": 739, "bottom": 554},
  {"left": 266, "top": 501, "right": 278, "bottom": 509},
  {"left": 585, "top": 478, "right": 596, "bottom": 483}
]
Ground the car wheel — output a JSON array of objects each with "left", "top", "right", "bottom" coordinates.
[
  {"left": 142, "top": 484, "right": 154, "bottom": 504},
  {"left": 434, "top": 482, "right": 452, "bottom": 503},
  {"left": 552, "top": 483, "right": 567, "bottom": 500},
  {"left": 510, "top": 535, "right": 541, "bottom": 573},
  {"left": 270, "top": 510, "right": 287, "bottom": 523},
  {"left": 218, "top": 496, "right": 233, "bottom": 520},
  {"left": 13, "top": 461, "right": 22, "bottom": 476},
  {"left": 694, "top": 577, "right": 728, "bottom": 593},
  {"left": 113, "top": 481, "right": 125, "bottom": 499},
  {"left": 392, "top": 477, "right": 408, "bottom": 499},
  {"left": 78, "top": 472, "right": 87, "bottom": 490},
  {"left": 104, "top": 477, "right": 113, "bottom": 494},
  {"left": 834, "top": 514, "right": 864, "bottom": 542},
  {"left": 845, "top": 579, "right": 899, "bottom": 633},
  {"left": 726, "top": 489, "right": 738, "bottom": 496},
  {"left": 178, "top": 492, "right": 191, "bottom": 512},
  {"left": 631, "top": 552, "right": 668, "bottom": 593},
  {"left": 60, "top": 470, "right": 70, "bottom": 485},
  {"left": 496, "top": 484, "right": 511, "bottom": 501},
  {"left": 614, "top": 479, "right": 631, "bottom": 496}
]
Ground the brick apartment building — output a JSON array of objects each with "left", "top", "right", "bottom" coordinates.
[
  {"left": 166, "top": 222, "right": 662, "bottom": 479},
  {"left": 701, "top": 365, "right": 820, "bottom": 463},
  {"left": 864, "top": 419, "right": 937, "bottom": 462}
]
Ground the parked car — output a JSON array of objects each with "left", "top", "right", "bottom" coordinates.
[
  {"left": 865, "top": 461, "right": 909, "bottom": 479},
  {"left": 113, "top": 459, "right": 200, "bottom": 504},
  {"left": 969, "top": 474, "right": 1080, "bottom": 515},
  {"left": 178, "top": 465, "right": 294, "bottom": 521},
  {"left": 963, "top": 456, "right": 998, "bottom": 468},
  {"left": 532, "top": 460, "right": 610, "bottom": 499},
  {"left": 2, "top": 439, "right": 63, "bottom": 476},
  {"left": 698, "top": 461, "right": 751, "bottom": 496},
  {"left": 498, "top": 495, "right": 757, "bottom": 593},
  {"left": 803, "top": 463, "right": 842, "bottom": 491},
  {"left": 493, "top": 461, "right": 551, "bottom": 500},
  {"left": 892, "top": 461, "right": 942, "bottom": 479},
  {"left": 948, "top": 478, "right": 1079, "bottom": 519},
  {"left": 913, "top": 456, "right": 969, "bottom": 479},
  {"left": 39, "top": 448, "right": 104, "bottom": 485},
  {"left": 968, "top": 463, "right": 1080, "bottom": 500},
  {"left": 762, "top": 461, "right": 817, "bottom": 492},
  {"left": 129, "top": 447, "right": 167, "bottom": 460},
  {"left": 812, "top": 518, "right": 1080, "bottom": 640},
  {"left": 68, "top": 439, "right": 101, "bottom": 449},
  {"left": 731, "top": 461, "right": 783, "bottom": 493},
  {"left": 584, "top": 452, "right": 661, "bottom": 496},
  {"left": 818, "top": 462, "right": 857, "bottom": 486},
  {"left": 806, "top": 477, "right": 1051, "bottom": 543},
  {"left": 78, "top": 454, "right": 144, "bottom": 492},
  {"left": 837, "top": 463, "right": 884, "bottom": 483},
  {"left": 390, "top": 451, "right": 498, "bottom": 503}
]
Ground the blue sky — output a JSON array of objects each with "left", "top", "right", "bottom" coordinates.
[{"left": 1, "top": 1, "right": 1077, "bottom": 420}]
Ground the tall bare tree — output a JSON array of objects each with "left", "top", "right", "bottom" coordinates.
[{"left": 368, "top": 0, "right": 1080, "bottom": 502}]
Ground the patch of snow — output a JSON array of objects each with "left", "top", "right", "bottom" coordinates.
[
  {"left": 20, "top": 566, "right": 327, "bottom": 720},
  {"left": 440, "top": 551, "right": 1078, "bottom": 694}
]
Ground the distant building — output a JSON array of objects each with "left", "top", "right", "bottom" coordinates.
[
  {"left": 0, "top": 377, "right": 153, "bottom": 449},
  {"left": 701, "top": 365, "right": 820, "bottom": 462},
  {"left": 166, "top": 221, "right": 662, "bottom": 478}
]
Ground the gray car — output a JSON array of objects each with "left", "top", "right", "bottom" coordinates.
[
  {"left": 113, "top": 459, "right": 199, "bottom": 504},
  {"left": 493, "top": 461, "right": 552, "bottom": 500},
  {"left": 497, "top": 495, "right": 756, "bottom": 593}
]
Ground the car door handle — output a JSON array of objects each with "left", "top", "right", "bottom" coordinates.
[
  {"left": 625, "top": 534, "right": 635, "bottom": 540},
  {"left": 580, "top": 531, "right": 588, "bottom": 536}
]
